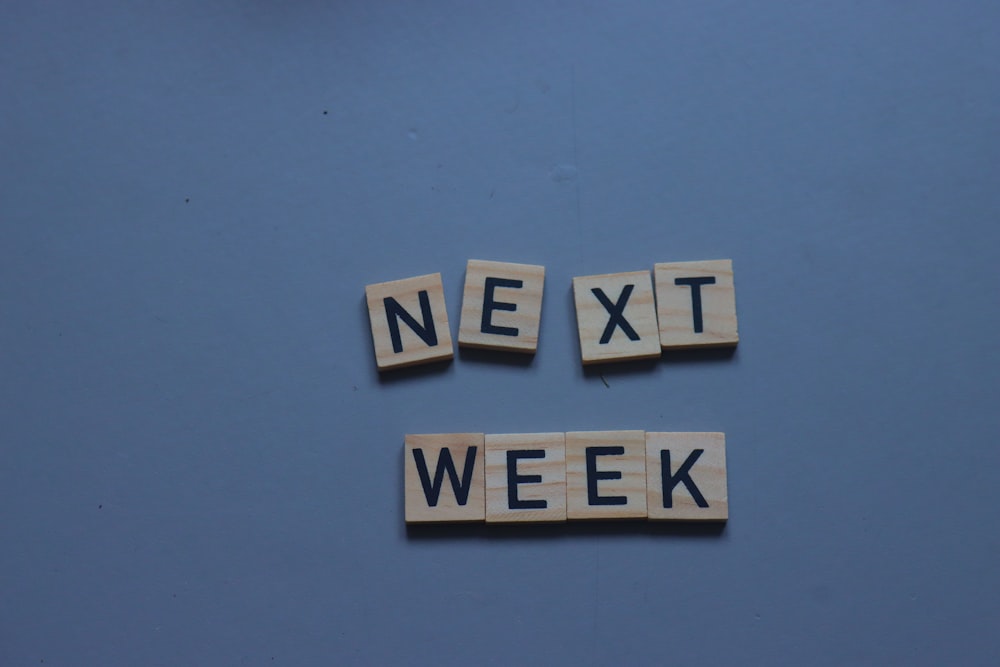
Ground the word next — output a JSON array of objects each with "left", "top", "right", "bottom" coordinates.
[
  {"left": 365, "top": 259, "right": 738, "bottom": 371},
  {"left": 405, "top": 431, "right": 728, "bottom": 524}
]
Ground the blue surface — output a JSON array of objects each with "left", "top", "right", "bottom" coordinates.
[{"left": 2, "top": 2, "right": 999, "bottom": 665}]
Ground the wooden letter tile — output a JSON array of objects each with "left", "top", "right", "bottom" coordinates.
[
  {"left": 365, "top": 273, "right": 454, "bottom": 371},
  {"left": 646, "top": 432, "right": 728, "bottom": 521},
  {"left": 572, "top": 271, "right": 660, "bottom": 364},
  {"left": 566, "top": 430, "right": 647, "bottom": 519},
  {"left": 485, "top": 433, "right": 566, "bottom": 523},
  {"left": 654, "top": 259, "right": 738, "bottom": 348},
  {"left": 404, "top": 433, "right": 485, "bottom": 523},
  {"left": 458, "top": 260, "right": 545, "bottom": 353}
]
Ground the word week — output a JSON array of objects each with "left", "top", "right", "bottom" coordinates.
[
  {"left": 365, "top": 258, "right": 738, "bottom": 370},
  {"left": 405, "top": 431, "right": 728, "bottom": 524}
]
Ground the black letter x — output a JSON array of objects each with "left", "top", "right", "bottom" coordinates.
[{"left": 591, "top": 285, "right": 640, "bottom": 344}]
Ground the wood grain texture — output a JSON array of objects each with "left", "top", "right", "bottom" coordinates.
[
  {"left": 572, "top": 271, "right": 660, "bottom": 365},
  {"left": 646, "top": 432, "right": 728, "bottom": 521},
  {"left": 654, "top": 259, "right": 738, "bottom": 348},
  {"left": 485, "top": 432, "right": 566, "bottom": 522},
  {"left": 458, "top": 260, "right": 545, "bottom": 353},
  {"left": 566, "top": 430, "right": 647, "bottom": 519},
  {"left": 404, "top": 433, "right": 485, "bottom": 523},
  {"left": 365, "top": 273, "right": 454, "bottom": 371}
]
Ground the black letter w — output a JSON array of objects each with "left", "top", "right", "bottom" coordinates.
[{"left": 412, "top": 447, "right": 479, "bottom": 506}]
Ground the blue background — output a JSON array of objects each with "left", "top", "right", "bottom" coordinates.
[{"left": 3, "top": 2, "right": 999, "bottom": 665}]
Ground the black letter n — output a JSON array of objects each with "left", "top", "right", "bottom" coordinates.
[
  {"left": 384, "top": 291, "right": 438, "bottom": 353},
  {"left": 412, "top": 447, "right": 479, "bottom": 507}
]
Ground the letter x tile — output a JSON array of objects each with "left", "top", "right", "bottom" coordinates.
[{"left": 572, "top": 271, "right": 660, "bottom": 365}]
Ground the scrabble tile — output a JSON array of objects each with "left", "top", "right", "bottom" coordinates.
[
  {"left": 566, "top": 430, "right": 647, "bottom": 519},
  {"left": 485, "top": 433, "right": 566, "bottom": 523},
  {"left": 646, "top": 432, "right": 728, "bottom": 521},
  {"left": 654, "top": 259, "right": 738, "bottom": 348},
  {"left": 458, "top": 260, "right": 546, "bottom": 353},
  {"left": 365, "top": 273, "right": 454, "bottom": 371},
  {"left": 404, "top": 433, "right": 485, "bottom": 523},
  {"left": 572, "top": 271, "right": 661, "bottom": 364}
]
